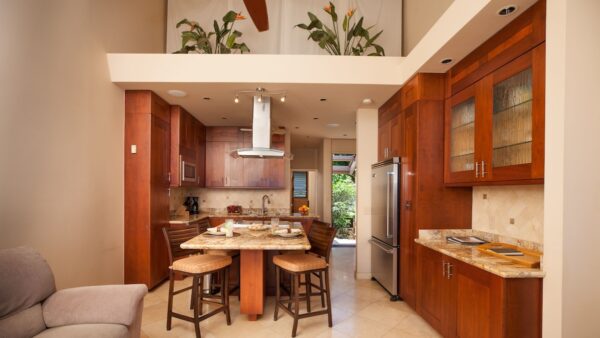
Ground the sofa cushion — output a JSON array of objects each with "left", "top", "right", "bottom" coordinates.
[
  {"left": 33, "top": 323, "right": 128, "bottom": 338},
  {"left": 0, "top": 303, "right": 46, "bottom": 338},
  {"left": 0, "top": 247, "right": 56, "bottom": 319},
  {"left": 43, "top": 284, "right": 147, "bottom": 327}
]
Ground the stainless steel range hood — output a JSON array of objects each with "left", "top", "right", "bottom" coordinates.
[{"left": 231, "top": 96, "right": 289, "bottom": 159}]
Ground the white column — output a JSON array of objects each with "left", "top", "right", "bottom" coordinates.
[
  {"left": 544, "top": 0, "right": 600, "bottom": 336},
  {"left": 355, "top": 108, "right": 378, "bottom": 279}
]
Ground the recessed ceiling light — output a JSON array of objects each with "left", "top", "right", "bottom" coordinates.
[
  {"left": 280, "top": 96, "right": 286, "bottom": 103},
  {"left": 203, "top": 97, "right": 211, "bottom": 101},
  {"left": 326, "top": 123, "right": 340, "bottom": 128},
  {"left": 221, "top": 117, "right": 228, "bottom": 120},
  {"left": 362, "top": 98, "right": 373, "bottom": 104},
  {"left": 295, "top": 126, "right": 299, "bottom": 129},
  {"left": 234, "top": 96, "right": 239, "bottom": 103},
  {"left": 343, "top": 134, "right": 348, "bottom": 137},
  {"left": 498, "top": 5, "right": 517, "bottom": 16},
  {"left": 441, "top": 58, "right": 453, "bottom": 64},
  {"left": 313, "top": 117, "right": 319, "bottom": 120},
  {"left": 167, "top": 89, "right": 187, "bottom": 97},
  {"left": 320, "top": 98, "right": 327, "bottom": 102}
]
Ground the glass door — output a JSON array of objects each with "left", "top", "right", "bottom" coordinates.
[
  {"left": 444, "top": 85, "right": 478, "bottom": 183},
  {"left": 486, "top": 48, "right": 543, "bottom": 181}
]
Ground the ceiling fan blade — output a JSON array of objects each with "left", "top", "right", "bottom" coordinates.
[{"left": 243, "top": 0, "right": 269, "bottom": 32}]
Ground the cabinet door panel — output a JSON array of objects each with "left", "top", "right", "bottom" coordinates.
[
  {"left": 444, "top": 85, "right": 479, "bottom": 184},
  {"left": 417, "top": 246, "right": 447, "bottom": 333},
  {"left": 205, "top": 142, "right": 227, "bottom": 187},
  {"left": 486, "top": 46, "right": 544, "bottom": 182},
  {"left": 390, "top": 114, "right": 404, "bottom": 157},
  {"left": 378, "top": 123, "right": 391, "bottom": 161}
]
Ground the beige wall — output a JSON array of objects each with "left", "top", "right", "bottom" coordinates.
[
  {"left": 321, "top": 139, "right": 333, "bottom": 223},
  {"left": 472, "top": 185, "right": 544, "bottom": 243},
  {"left": 331, "top": 139, "right": 356, "bottom": 154},
  {"left": 0, "top": 0, "right": 166, "bottom": 289},
  {"left": 402, "top": 0, "right": 454, "bottom": 55},
  {"left": 290, "top": 148, "right": 319, "bottom": 170},
  {"left": 544, "top": 0, "right": 600, "bottom": 336},
  {"left": 355, "top": 108, "right": 378, "bottom": 279}
]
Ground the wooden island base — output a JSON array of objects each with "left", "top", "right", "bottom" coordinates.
[{"left": 240, "top": 250, "right": 265, "bottom": 321}]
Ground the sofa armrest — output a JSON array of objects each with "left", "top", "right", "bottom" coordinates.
[{"left": 42, "top": 284, "right": 147, "bottom": 328}]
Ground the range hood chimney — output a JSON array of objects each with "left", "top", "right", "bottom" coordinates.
[{"left": 232, "top": 96, "right": 290, "bottom": 159}]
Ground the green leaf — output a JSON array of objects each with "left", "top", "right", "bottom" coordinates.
[
  {"left": 342, "top": 15, "right": 349, "bottom": 32},
  {"left": 213, "top": 20, "right": 220, "bottom": 38},
  {"left": 296, "top": 23, "right": 309, "bottom": 30},
  {"left": 222, "top": 10, "right": 237, "bottom": 23},
  {"left": 365, "top": 30, "right": 383, "bottom": 47},
  {"left": 353, "top": 17, "right": 364, "bottom": 36},
  {"left": 176, "top": 18, "right": 190, "bottom": 28},
  {"left": 329, "top": 2, "right": 338, "bottom": 22},
  {"left": 239, "top": 43, "right": 250, "bottom": 53},
  {"left": 307, "top": 12, "right": 323, "bottom": 29},
  {"left": 226, "top": 34, "right": 236, "bottom": 48}
]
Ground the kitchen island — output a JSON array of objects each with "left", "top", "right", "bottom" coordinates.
[
  {"left": 180, "top": 224, "right": 311, "bottom": 321},
  {"left": 169, "top": 212, "right": 319, "bottom": 233}
]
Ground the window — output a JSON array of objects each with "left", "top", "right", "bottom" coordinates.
[{"left": 293, "top": 171, "right": 308, "bottom": 198}]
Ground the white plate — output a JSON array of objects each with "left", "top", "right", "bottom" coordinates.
[
  {"left": 273, "top": 228, "right": 302, "bottom": 238},
  {"left": 206, "top": 228, "right": 226, "bottom": 236},
  {"left": 248, "top": 224, "right": 269, "bottom": 231}
]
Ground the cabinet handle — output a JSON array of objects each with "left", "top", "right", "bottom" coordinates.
[
  {"left": 447, "top": 263, "right": 454, "bottom": 280},
  {"left": 481, "top": 160, "right": 487, "bottom": 178},
  {"left": 442, "top": 261, "right": 447, "bottom": 277},
  {"left": 168, "top": 172, "right": 171, "bottom": 183},
  {"left": 475, "top": 161, "right": 480, "bottom": 178}
]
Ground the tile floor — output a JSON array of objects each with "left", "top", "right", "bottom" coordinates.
[{"left": 141, "top": 247, "right": 441, "bottom": 338}]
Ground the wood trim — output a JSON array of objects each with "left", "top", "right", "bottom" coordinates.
[
  {"left": 448, "top": 1, "right": 546, "bottom": 97},
  {"left": 240, "top": 250, "right": 265, "bottom": 320}
]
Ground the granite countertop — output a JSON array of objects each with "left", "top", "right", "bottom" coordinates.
[
  {"left": 415, "top": 229, "right": 545, "bottom": 279},
  {"left": 169, "top": 212, "right": 318, "bottom": 225},
  {"left": 180, "top": 225, "right": 311, "bottom": 251}
]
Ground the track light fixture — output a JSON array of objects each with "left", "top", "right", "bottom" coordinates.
[{"left": 233, "top": 87, "right": 287, "bottom": 104}]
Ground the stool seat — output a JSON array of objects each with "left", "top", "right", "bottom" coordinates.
[
  {"left": 205, "top": 249, "right": 239, "bottom": 257},
  {"left": 172, "top": 255, "right": 232, "bottom": 274},
  {"left": 273, "top": 254, "right": 327, "bottom": 273}
]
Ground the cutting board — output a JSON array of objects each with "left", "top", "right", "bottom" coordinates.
[{"left": 477, "top": 242, "right": 541, "bottom": 268}]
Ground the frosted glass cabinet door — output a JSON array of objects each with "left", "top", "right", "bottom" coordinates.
[
  {"left": 486, "top": 44, "right": 545, "bottom": 182},
  {"left": 444, "top": 84, "right": 479, "bottom": 184}
]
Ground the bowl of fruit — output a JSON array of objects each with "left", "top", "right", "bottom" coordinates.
[{"left": 227, "top": 205, "right": 242, "bottom": 215}]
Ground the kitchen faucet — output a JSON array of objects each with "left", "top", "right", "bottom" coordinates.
[{"left": 262, "top": 194, "right": 271, "bottom": 215}]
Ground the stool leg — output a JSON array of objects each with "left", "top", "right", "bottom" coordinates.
[
  {"left": 287, "top": 271, "right": 293, "bottom": 311},
  {"left": 191, "top": 276, "right": 201, "bottom": 338},
  {"left": 274, "top": 266, "right": 280, "bottom": 321},
  {"left": 223, "top": 268, "right": 231, "bottom": 325},
  {"left": 166, "top": 270, "right": 175, "bottom": 330},
  {"left": 324, "top": 269, "right": 332, "bottom": 327},
  {"left": 305, "top": 272, "right": 312, "bottom": 313},
  {"left": 318, "top": 271, "right": 325, "bottom": 307},
  {"left": 199, "top": 275, "right": 204, "bottom": 315},
  {"left": 292, "top": 273, "right": 300, "bottom": 338}
]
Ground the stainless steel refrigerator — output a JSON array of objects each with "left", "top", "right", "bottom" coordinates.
[{"left": 370, "top": 157, "right": 401, "bottom": 301}]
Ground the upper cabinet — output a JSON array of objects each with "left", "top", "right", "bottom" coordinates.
[
  {"left": 444, "top": 1, "right": 545, "bottom": 186},
  {"left": 205, "top": 127, "right": 286, "bottom": 189},
  {"left": 170, "top": 106, "right": 206, "bottom": 187}
]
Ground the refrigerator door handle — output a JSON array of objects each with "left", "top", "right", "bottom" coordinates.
[
  {"left": 386, "top": 171, "right": 394, "bottom": 238},
  {"left": 369, "top": 239, "right": 394, "bottom": 254}
]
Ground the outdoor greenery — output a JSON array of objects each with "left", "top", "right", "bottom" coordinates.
[
  {"left": 175, "top": 11, "right": 250, "bottom": 54},
  {"left": 296, "top": 2, "right": 385, "bottom": 56},
  {"left": 332, "top": 174, "right": 356, "bottom": 239}
]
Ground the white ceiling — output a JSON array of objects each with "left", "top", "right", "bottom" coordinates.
[{"left": 118, "top": 82, "right": 399, "bottom": 139}]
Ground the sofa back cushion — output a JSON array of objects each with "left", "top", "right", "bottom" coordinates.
[
  {"left": 0, "top": 247, "right": 56, "bottom": 318},
  {"left": 0, "top": 303, "right": 46, "bottom": 338}
]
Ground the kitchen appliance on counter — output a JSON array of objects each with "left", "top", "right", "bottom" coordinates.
[
  {"left": 184, "top": 196, "right": 199, "bottom": 215},
  {"left": 370, "top": 157, "right": 402, "bottom": 301}
]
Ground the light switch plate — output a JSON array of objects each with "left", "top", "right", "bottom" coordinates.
[{"left": 131, "top": 144, "right": 137, "bottom": 154}]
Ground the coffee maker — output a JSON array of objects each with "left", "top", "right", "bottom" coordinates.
[{"left": 183, "top": 196, "right": 199, "bottom": 215}]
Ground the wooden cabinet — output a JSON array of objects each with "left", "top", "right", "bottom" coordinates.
[
  {"left": 444, "top": 2, "right": 546, "bottom": 186},
  {"left": 379, "top": 73, "right": 472, "bottom": 308},
  {"left": 170, "top": 105, "right": 206, "bottom": 187},
  {"left": 205, "top": 127, "right": 286, "bottom": 189},
  {"left": 417, "top": 244, "right": 542, "bottom": 338},
  {"left": 445, "top": 45, "right": 545, "bottom": 185},
  {"left": 124, "top": 90, "right": 171, "bottom": 288}
]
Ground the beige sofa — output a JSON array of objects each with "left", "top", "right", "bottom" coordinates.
[{"left": 0, "top": 247, "right": 147, "bottom": 338}]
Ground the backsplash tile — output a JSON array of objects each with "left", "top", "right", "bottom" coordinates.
[
  {"left": 472, "top": 185, "right": 544, "bottom": 243},
  {"left": 170, "top": 187, "right": 291, "bottom": 214}
]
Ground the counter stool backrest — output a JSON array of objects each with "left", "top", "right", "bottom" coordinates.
[
  {"left": 163, "top": 225, "right": 200, "bottom": 264},
  {"left": 307, "top": 221, "right": 337, "bottom": 263}
]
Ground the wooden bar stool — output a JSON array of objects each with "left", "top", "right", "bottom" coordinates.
[
  {"left": 273, "top": 224, "right": 337, "bottom": 337},
  {"left": 205, "top": 249, "right": 241, "bottom": 295},
  {"left": 163, "top": 226, "right": 232, "bottom": 338}
]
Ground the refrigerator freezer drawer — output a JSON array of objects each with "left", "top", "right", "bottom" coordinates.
[{"left": 369, "top": 238, "right": 398, "bottom": 298}]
